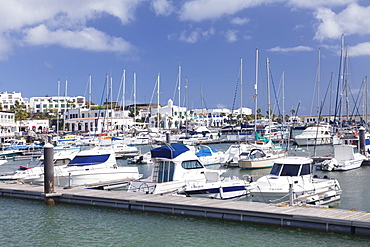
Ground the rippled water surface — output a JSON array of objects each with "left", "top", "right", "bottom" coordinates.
[{"left": 1, "top": 143, "right": 370, "bottom": 246}]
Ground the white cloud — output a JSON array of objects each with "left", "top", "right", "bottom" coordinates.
[
  {"left": 268, "top": 45, "right": 314, "bottom": 53},
  {"left": 179, "top": 0, "right": 272, "bottom": 22},
  {"left": 151, "top": 0, "right": 175, "bottom": 16},
  {"left": 0, "top": 0, "right": 143, "bottom": 59},
  {"left": 288, "top": 0, "right": 357, "bottom": 9},
  {"left": 314, "top": 3, "right": 370, "bottom": 41},
  {"left": 179, "top": 27, "right": 215, "bottom": 43},
  {"left": 348, "top": 42, "right": 370, "bottom": 56},
  {"left": 23, "top": 25, "right": 133, "bottom": 52},
  {"left": 225, "top": 30, "right": 238, "bottom": 42},
  {"left": 178, "top": 0, "right": 355, "bottom": 22},
  {"left": 231, "top": 17, "right": 250, "bottom": 25},
  {"left": 0, "top": 34, "right": 13, "bottom": 60}
]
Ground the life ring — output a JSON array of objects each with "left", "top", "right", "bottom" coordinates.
[{"left": 354, "top": 131, "right": 358, "bottom": 138}]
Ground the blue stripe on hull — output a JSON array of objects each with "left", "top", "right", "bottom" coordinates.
[{"left": 185, "top": 186, "right": 247, "bottom": 197}]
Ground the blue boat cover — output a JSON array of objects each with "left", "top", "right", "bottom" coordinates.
[
  {"left": 68, "top": 154, "right": 110, "bottom": 166},
  {"left": 151, "top": 144, "right": 189, "bottom": 159},
  {"left": 196, "top": 148, "right": 219, "bottom": 157},
  {"left": 112, "top": 137, "right": 123, "bottom": 141}
]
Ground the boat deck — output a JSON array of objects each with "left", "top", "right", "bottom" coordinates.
[{"left": 1, "top": 182, "right": 370, "bottom": 236}]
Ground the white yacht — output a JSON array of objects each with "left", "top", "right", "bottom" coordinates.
[
  {"left": 0, "top": 148, "right": 80, "bottom": 181},
  {"left": 294, "top": 125, "right": 332, "bottom": 146},
  {"left": 195, "top": 145, "right": 225, "bottom": 166},
  {"left": 127, "top": 144, "right": 251, "bottom": 200},
  {"left": 238, "top": 148, "right": 285, "bottom": 169},
  {"left": 320, "top": 144, "right": 366, "bottom": 171},
  {"left": 250, "top": 156, "right": 342, "bottom": 205},
  {"left": 20, "top": 147, "right": 142, "bottom": 187}
]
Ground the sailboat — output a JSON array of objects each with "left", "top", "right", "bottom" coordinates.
[{"left": 238, "top": 55, "right": 284, "bottom": 169}]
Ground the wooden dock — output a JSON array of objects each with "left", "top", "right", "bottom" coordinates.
[{"left": 1, "top": 182, "right": 370, "bottom": 236}]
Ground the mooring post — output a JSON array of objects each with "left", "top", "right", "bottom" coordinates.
[
  {"left": 166, "top": 132, "right": 171, "bottom": 144},
  {"left": 359, "top": 127, "right": 365, "bottom": 156},
  {"left": 289, "top": 183, "right": 294, "bottom": 206},
  {"left": 44, "top": 143, "right": 55, "bottom": 205}
]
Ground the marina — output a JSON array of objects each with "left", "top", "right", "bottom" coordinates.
[
  {"left": 1, "top": 182, "right": 370, "bottom": 236},
  {"left": 0, "top": 142, "right": 370, "bottom": 241}
]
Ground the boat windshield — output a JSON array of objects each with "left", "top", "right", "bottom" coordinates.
[
  {"left": 181, "top": 160, "right": 203, "bottom": 169},
  {"left": 270, "top": 163, "right": 301, "bottom": 176}
]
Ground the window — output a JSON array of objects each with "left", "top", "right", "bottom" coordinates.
[
  {"left": 157, "top": 161, "right": 175, "bottom": 183},
  {"left": 181, "top": 160, "right": 203, "bottom": 169},
  {"left": 270, "top": 163, "right": 282, "bottom": 176},
  {"left": 279, "top": 164, "right": 300, "bottom": 176},
  {"left": 300, "top": 164, "right": 311, "bottom": 175}
]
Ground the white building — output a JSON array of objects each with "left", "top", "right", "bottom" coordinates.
[
  {"left": 17, "top": 119, "right": 50, "bottom": 134},
  {"left": 29, "top": 96, "right": 86, "bottom": 113},
  {"left": 0, "top": 92, "right": 29, "bottom": 110},
  {"left": 65, "top": 116, "right": 135, "bottom": 134},
  {"left": 0, "top": 111, "right": 17, "bottom": 139},
  {"left": 148, "top": 99, "right": 187, "bottom": 129}
]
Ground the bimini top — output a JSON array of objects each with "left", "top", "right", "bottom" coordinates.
[
  {"left": 196, "top": 148, "right": 219, "bottom": 157},
  {"left": 68, "top": 154, "right": 110, "bottom": 166},
  {"left": 151, "top": 144, "right": 189, "bottom": 159}
]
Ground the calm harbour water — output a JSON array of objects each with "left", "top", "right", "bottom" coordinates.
[{"left": 1, "top": 143, "right": 370, "bottom": 246}]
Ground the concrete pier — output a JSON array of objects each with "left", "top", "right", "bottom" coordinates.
[{"left": 1, "top": 182, "right": 370, "bottom": 236}]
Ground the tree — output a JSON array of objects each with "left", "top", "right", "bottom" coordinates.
[
  {"left": 128, "top": 106, "right": 139, "bottom": 118},
  {"left": 11, "top": 100, "right": 31, "bottom": 122},
  {"left": 290, "top": 109, "right": 296, "bottom": 116}
]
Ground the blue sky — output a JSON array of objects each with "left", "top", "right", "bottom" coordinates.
[{"left": 0, "top": 0, "right": 370, "bottom": 116}]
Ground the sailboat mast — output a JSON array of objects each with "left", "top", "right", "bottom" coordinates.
[
  {"left": 57, "top": 79, "right": 60, "bottom": 135},
  {"left": 88, "top": 74, "right": 92, "bottom": 133},
  {"left": 365, "top": 76, "right": 368, "bottom": 127},
  {"left": 178, "top": 65, "right": 181, "bottom": 108},
  {"left": 318, "top": 48, "right": 321, "bottom": 117},
  {"left": 254, "top": 49, "right": 258, "bottom": 134},
  {"left": 63, "top": 79, "right": 68, "bottom": 132},
  {"left": 240, "top": 58, "right": 243, "bottom": 116},
  {"left": 122, "top": 69, "right": 126, "bottom": 117},
  {"left": 157, "top": 73, "right": 160, "bottom": 130},
  {"left": 345, "top": 45, "right": 350, "bottom": 121},
  {"left": 185, "top": 77, "right": 189, "bottom": 136},
  {"left": 134, "top": 72, "right": 137, "bottom": 121},
  {"left": 266, "top": 58, "right": 271, "bottom": 141}
]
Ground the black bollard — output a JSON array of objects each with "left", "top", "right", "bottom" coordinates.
[
  {"left": 359, "top": 127, "right": 365, "bottom": 156},
  {"left": 166, "top": 132, "right": 170, "bottom": 144},
  {"left": 44, "top": 143, "right": 54, "bottom": 194}
]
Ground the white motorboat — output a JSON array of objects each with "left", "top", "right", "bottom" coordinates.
[
  {"left": 320, "top": 144, "right": 366, "bottom": 171},
  {"left": 0, "top": 148, "right": 80, "bottom": 180},
  {"left": 221, "top": 140, "right": 282, "bottom": 167},
  {"left": 294, "top": 125, "right": 332, "bottom": 146},
  {"left": 238, "top": 148, "right": 285, "bottom": 169},
  {"left": 99, "top": 138, "right": 140, "bottom": 158},
  {"left": 195, "top": 145, "right": 224, "bottom": 166},
  {"left": 21, "top": 147, "right": 142, "bottom": 187},
  {"left": 127, "top": 144, "right": 251, "bottom": 200},
  {"left": 221, "top": 143, "right": 252, "bottom": 166},
  {"left": 250, "top": 156, "right": 342, "bottom": 205}
]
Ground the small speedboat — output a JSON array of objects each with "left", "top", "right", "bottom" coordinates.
[
  {"left": 320, "top": 144, "right": 365, "bottom": 171},
  {"left": 250, "top": 156, "right": 342, "bottom": 205}
]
